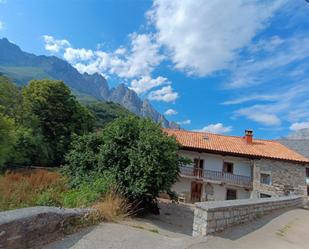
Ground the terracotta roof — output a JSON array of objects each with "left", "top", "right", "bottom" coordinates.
[{"left": 163, "top": 129, "right": 309, "bottom": 164}]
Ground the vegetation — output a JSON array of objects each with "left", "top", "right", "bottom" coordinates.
[
  {"left": 86, "top": 101, "right": 134, "bottom": 129},
  {"left": 0, "top": 115, "right": 15, "bottom": 169},
  {"left": 0, "top": 170, "right": 66, "bottom": 210},
  {"left": 0, "top": 76, "right": 133, "bottom": 169},
  {"left": 64, "top": 116, "right": 186, "bottom": 212},
  {"left": 0, "top": 169, "right": 115, "bottom": 211},
  {"left": 0, "top": 75, "right": 183, "bottom": 214},
  {"left": 22, "top": 79, "right": 95, "bottom": 165}
]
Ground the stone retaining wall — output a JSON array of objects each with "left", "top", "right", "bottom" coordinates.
[
  {"left": 0, "top": 207, "right": 91, "bottom": 249},
  {"left": 193, "top": 196, "right": 304, "bottom": 237}
]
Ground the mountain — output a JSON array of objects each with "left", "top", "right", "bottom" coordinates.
[
  {"left": 0, "top": 37, "right": 179, "bottom": 128},
  {"left": 277, "top": 128, "right": 309, "bottom": 159}
]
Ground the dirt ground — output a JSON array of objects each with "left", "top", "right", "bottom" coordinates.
[{"left": 44, "top": 206, "right": 309, "bottom": 249}]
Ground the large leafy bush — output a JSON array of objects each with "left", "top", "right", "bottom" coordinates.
[{"left": 65, "top": 116, "right": 186, "bottom": 212}]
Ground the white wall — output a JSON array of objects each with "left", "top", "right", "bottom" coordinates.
[
  {"left": 172, "top": 178, "right": 192, "bottom": 195},
  {"left": 179, "top": 150, "right": 252, "bottom": 177},
  {"left": 172, "top": 177, "right": 251, "bottom": 202},
  {"left": 207, "top": 184, "right": 251, "bottom": 201}
]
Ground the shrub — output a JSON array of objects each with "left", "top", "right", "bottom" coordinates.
[
  {"left": 65, "top": 116, "right": 187, "bottom": 213},
  {"left": 62, "top": 171, "right": 116, "bottom": 208}
]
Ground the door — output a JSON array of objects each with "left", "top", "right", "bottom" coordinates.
[
  {"left": 226, "top": 189, "right": 237, "bottom": 200},
  {"left": 191, "top": 181, "right": 203, "bottom": 202},
  {"left": 193, "top": 159, "right": 204, "bottom": 177}
]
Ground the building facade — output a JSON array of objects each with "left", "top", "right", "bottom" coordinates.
[{"left": 164, "top": 129, "right": 309, "bottom": 203}]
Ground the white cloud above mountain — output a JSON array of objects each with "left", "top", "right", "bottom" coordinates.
[
  {"left": 177, "top": 119, "right": 191, "bottom": 125},
  {"left": 64, "top": 48, "right": 94, "bottom": 63},
  {"left": 164, "top": 109, "right": 177, "bottom": 116},
  {"left": 0, "top": 21, "right": 4, "bottom": 30},
  {"left": 43, "top": 35, "right": 70, "bottom": 53},
  {"left": 290, "top": 122, "right": 309, "bottom": 131},
  {"left": 196, "top": 123, "right": 232, "bottom": 134},
  {"left": 130, "top": 75, "right": 170, "bottom": 95},
  {"left": 148, "top": 86, "right": 179, "bottom": 102},
  {"left": 42, "top": 34, "right": 176, "bottom": 102}
]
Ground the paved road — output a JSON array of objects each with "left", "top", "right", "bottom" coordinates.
[{"left": 45, "top": 208, "right": 309, "bottom": 249}]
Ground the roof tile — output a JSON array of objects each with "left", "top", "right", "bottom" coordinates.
[{"left": 163, "top": 129, "right": 309, "bottom": 164}]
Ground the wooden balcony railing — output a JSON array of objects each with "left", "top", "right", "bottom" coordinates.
[{"left": 180, "top": 166, "right": 252, "bottom": 187}]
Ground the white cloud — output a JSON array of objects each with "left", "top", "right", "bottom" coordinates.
[
  {"left": 148, "top": 0, "right": 285, "bottom": 76},
  {"left": 0, "top": 21, "right": 4, "bottom": 30},
  {"left": 248, "top": 35, "right": 284, "bottom": 53},
  {"left": 64, "top": 48, "right": 94, "bottom": 63},
  {"left": 227, "top": 36, "right": 309, "bottom": 88},
  {"left": 43, "top": 35, "right": 71, "bottom": 53},
  {"left": 112, "top": 33, "right": 164, "bottom": 78},
  {"left": 177, "top": 119, "right": 191, "bottom": 125},
  {"left": 164, "top": 109, "right": 178, "bottom": 116},
  {"left": 226, "top": 80, "right": 309, "bottom": 127},
  {"left": 234, "top": 105, "right": 281, "bottom": 126},
  {"left": 196, "top": 123, "right": 232, "bottom": 134},
  {"left": 290, "top": 122, "right": 309, "bottom": 131},
  {"left": 130, "top": 75, "right": 170, "bottom": 95},
  {"left": 148, "top": 86, "right": 179, "bottom": 102},
  {"left": 47, "top": 33, "right": 164, "bottom": 81}
]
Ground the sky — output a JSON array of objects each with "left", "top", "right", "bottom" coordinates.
[{"left": 0, "top": 0, "right": 308, "bottom": 139}]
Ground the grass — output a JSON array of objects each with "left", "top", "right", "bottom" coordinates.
[
  {"left": 0, "top": 169, "right": 66, "bottom": 211},
  {"left": 0, "top": 170, "right": 134, "bottom": 224},
  {"left": 91, "top": 189, "right": 135, "bottom": 222}
]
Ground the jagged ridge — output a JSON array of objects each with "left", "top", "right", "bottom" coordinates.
[{"left": 0, "top": 37, "right": 179, "bottom": 128}]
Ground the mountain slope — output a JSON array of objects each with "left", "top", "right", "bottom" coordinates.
[
  {"left": 0, "top": 37, "right": 178, "bottom": 128},
  {"left": 277, "top": 128, "right": 309, "bottom": 159}
]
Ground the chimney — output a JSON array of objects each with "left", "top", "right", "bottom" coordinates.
[{"left": 244, "top": 129, "right": 253, "bottom": 144}]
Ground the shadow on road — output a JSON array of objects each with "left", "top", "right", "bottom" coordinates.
[
  {"left": 44, "top": 226, "right": 96, "bottom": 249},
  {"left": 214, "top": 207, "right": 300, "bottom": 240}
]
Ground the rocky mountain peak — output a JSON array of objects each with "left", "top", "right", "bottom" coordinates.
[{"left": 0, "top": 37, "right": 178, "bottom": 129}]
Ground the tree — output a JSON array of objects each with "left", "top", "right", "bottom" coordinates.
[
  {"left": 63, "top": 133, "right": 103, "bottom": 187},
  {"left": 7, "top": 126, "right": 51, "bottom": 166},
  {"left": 0, "top": 114, "right": 16, "bottom": 169},
  {"left": 0, "top": 76, "right": 23, "bottom": 123},
  {"left": 65, "top": 116, "right": 186, "bottom": 212},
  {"left": 22, "top": 79, "right": 94, "bottom": 165}
]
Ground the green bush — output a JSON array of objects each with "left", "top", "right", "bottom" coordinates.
[
  {"left": 62, "top": 172, "right": 116, "bottom": 208},
  {"left": 64, "top": 116, "right": 187, "bottom": 212}
]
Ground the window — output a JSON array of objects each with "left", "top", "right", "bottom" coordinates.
[
  {"left": 260, "top": 193, "right": 271, "bottom": 198},
  {"left": 226, "top": 189, "right": 237, "bottom": 200},
  {"left": 223, "top": 162, "right": 234, "bottom": 173},
  {"left": 306, "top": 168, "right": 309, "bottom": 178},
  {"left": 260, "top": 173, "right": 271, "bottom": 185}
]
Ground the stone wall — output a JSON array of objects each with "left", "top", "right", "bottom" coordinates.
[
  {"left": 0, "top": 207, "right": 91, "bottom": 249},
  {"left": 253, "top": 159, "right": 307, "bottom": 197},
  {"left": 192, "top": 196, "right": 304, "bottom": 237}
]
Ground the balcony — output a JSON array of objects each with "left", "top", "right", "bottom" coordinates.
[{"left": 180, "top": 166, "right": 252, "bottom": 188}]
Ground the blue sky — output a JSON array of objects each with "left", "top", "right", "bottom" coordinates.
[{"left": 0, "top": 0, "right": 308, "bottom": 139}]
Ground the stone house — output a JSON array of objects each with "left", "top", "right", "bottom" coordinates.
[{"left": 163, "top": 129, "right": 309, "bottom": 203}]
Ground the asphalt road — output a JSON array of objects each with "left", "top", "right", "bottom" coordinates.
[{"left": 45, "top": 208, "right": 309, "bottom": 249}]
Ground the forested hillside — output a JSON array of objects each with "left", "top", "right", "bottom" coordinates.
[{"left": 0, "top": 76, "right": 132, "bottom": 168}]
